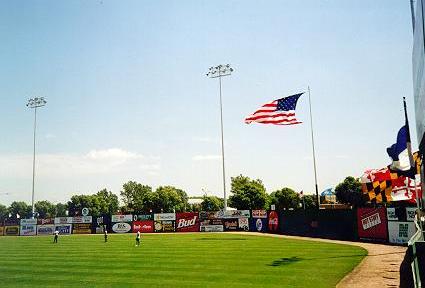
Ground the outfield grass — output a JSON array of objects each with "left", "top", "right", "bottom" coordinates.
[{"left": 0, "top": 233, "right": 366, "bottom": 288}]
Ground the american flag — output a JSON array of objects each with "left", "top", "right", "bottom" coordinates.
[{"left": 245, "top": 93, "right": 303, "bottom": 125}]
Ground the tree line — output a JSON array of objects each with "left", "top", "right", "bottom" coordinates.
[{"left": 0, "top": 174, "right": 321, "bottom": 221}]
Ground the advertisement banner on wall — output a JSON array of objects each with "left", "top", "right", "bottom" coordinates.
[
  {"left": 388, "top": 221, "right": 417, "bottom": 244},
  {"left": 111, "top": 215, "right": 133, "bottom": 223},
  {"left": 250, "top": 218, "right": 268, "bottom": 232},
  {"left": 54, "top": 224, "right": 72, "bottom": 235},
  {"left": 4, "top": 219, "right": 19, "bottom": 226},
  {"left": 72, "top": 216, "right": 92, "bottom": 224},
  {"left": 222, "top": 210, "right": 250, "bottom": 219},
  {"left": 200, "top": 224, "right": 224, "bottom": 232},
  {"left": 238, "top": 218, "right": 249, "bottom": 231},
  {"left": 406, "top": 207, "right": 417, "bottom": 221},
  {"left": 133, "top": 214, "right": 153, "bottom": 221},
  {"left": 223, "top": 219, "right": 239, "bottom": 231},
  {"left": 96, "top": 226, "right": 105, "bottom": 234},
  {"left": 200, "top": 219, "right": 223, "bottom": 232},
  {"left": 4, "top": 226, "right": 19, "bottom": 236},
  {"left": 73, "top": 223, "right": 92, "bottom": 234},
  {"left": 20, "top": 219, "right": 37, "bottom": 225},
  {"left": 37, "top": 218, "right": 54, "bottom": 225},
  {"left": 112, "top": 222, "right": 132, "bottom": 233},
  {"left": 357, "top": 207, "right": 388, "bottom": 241},
  {"left": 20, "top": 224, "right": 37, "bottom": 236},
  {"left": 0, "top": 226, "right": 3, "bottom": 236},
  {"left": 268, "top": 211, "right": 279, "bottom": 233},
  {"left": 133, "top": 221, "right": 154, "bottom": 233},
  {"left": 386, "top": 208, "right": 398, "bottom": 221},
  {"left": 154, "top": 220, "right": 175, "bottom": 232},
  {"left": 154, "top": 213, "right": 176, "bottom": 221},
  {"left": 37, "top": 225, "right": 55, "bottom": 236},
  {"left": 175, "top": 212, "right": 199, "bottom": 232},
  {"left": 199, "top": 211, "right": 220, "bottom": 220},
  {"left": 54, "top": 217, "right": 73, "bottom": 224},
  {"left": 251, "top": 210, "right": 267, "bottom": 218}
]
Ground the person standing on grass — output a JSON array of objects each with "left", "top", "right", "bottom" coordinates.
[
  {"left": 53, "top": 230, "right": 59, "bottom": 243},
  {"left": 104, "top": 229, "right": 108, "bottom": 243},
  {"left": 135, "top": 231, "right": 141, "bottom": 246}
]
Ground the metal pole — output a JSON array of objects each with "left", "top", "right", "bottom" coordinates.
[
  {"left": 308, "top": 86, "right": 320, "bottom": 208},
  {"left": 31, "top": 107, "right": 37, "bottom": 218},
  {"left": 26, "top": 97, "right": 46, "bottom": 219},
  {"left": 218, "top": 75, "right": 227, "bottom": 210},
  {"left": 410, "top": 0, "right": 416, "bottom": 33},
  {"left": 207, "top": 65, "right": 233, "bottom": 211},
  {"left": 414, "top": 176, "right": 424, "bottom": 232}
]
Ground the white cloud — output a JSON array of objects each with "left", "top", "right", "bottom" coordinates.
[
  {"left": 192, "top": 155, "right": 221, "bottom": 161},
  {"left": 0, "top": 148, "right": 160, "bottom": 178}
]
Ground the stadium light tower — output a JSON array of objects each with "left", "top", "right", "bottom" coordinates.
[
  {"left": 26, "top": 97, "right": 47, "bottom": 219},
  {"left": 206, "top": 64, "right": 234, "bottom": 211}
]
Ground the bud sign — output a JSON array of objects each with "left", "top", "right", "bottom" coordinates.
[{"left": 175, "top": 212, "right": 200, "bottom": 232}]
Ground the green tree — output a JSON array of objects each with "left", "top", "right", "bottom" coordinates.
[
  {"left": 8, "top": 201, "right": 32, "bottom": 219},
  {"left": 34, "top": 200, "right": 56, "bottom": 218},
  {"left": 120, "top": 181, "right": 154, "bottom": 213},
  {"left": 95, "top": 189, "right": 119, "bottom": 216},
  {"left": 0, "top": 204, "right": 8, "bottom": 221},
  {"left": 302, "top": 194, "right": 317, "bottom": 210},
  {"left": 270, "top": 187, "right": 300, "bottom": 210},
  {"left": 228, "top": 175, "right": 268, "bottom": 210},
  {"left": 335, "top": 176, "right": 365, "bottom": 207},
  {"left": 152, "top": 186, "right": 189, "bottom": 212},
  {"left": 201, "top": 195, "right": 224, "bottom": 211},
  {"left": 67, "top": 195, "right": 94, "bottom": 216},
  {"left": 55, "top": 203, "right": 68, "bottom": 217}
]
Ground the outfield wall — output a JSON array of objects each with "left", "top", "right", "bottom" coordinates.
[{"left": 0, "top": 207, "right": 417, "bottom": 245}]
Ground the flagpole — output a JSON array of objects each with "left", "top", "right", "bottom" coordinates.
[
  {"left": 308, "top": 86, "right": 320, "bottom": 208},
  {"left": 403, "top": 97, "right": 423, "bottom": 230}
]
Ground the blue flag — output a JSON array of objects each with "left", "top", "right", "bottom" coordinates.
[{"left": 387, "top": 126, "right": 411, "bottom": 171}]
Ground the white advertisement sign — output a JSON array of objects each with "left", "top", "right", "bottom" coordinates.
[
  {"left": 388, "top": 221, "right": 417, "bottom": 244},
  {"left": 222, "top": 210, "right": 250, "bottom": 219},
  {"left": 37, "top": 225, "right": 55, "bottom": 236},
  {"left": 238, "top": 218, "right": 249, "bottom": 231},
  {"left": 112, "top": 222, "right": 132, "bottom": 233},
  {"left": 111, "top": 215, "right": 133, "bottom": 223},
  {"left": 154, "top": 213, "right": 176, "bottom": 221},
  {"left": 54, "top": 224, "right": 72, "bottom": 234},
  {"left": 20, "top": 224, "right": 37, "bottom": 236},
  {"left": 20, "top": 219, "right": 37, "bottom": 225},
  {"left": 255, "top": 218, "right": 263, "bottom": 232},
  {"left": 72, "top": 216, "right": 92, "bottom": 224},
  {"left": 406, "top": 207, "right": 417, "bottom": 222},
  {"left": 386, "top": 208, "right": 398, "bottom": 221},
  {"left": 200, "top": 225, "right": 224, "bottom": 232},
  {"left": 361, "top": 213, "right": 381, "bottom": 230},
  {"left": 54, "top": 217, "right": 73, "bottom": 224}
]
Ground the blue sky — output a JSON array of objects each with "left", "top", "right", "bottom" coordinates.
[{"left": 0, "top": 1, "right": 417, "bottom": 205}]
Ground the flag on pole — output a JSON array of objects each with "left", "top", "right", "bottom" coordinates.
[
  {"left": 361, "top": 152, "right": 422, "bottom": 203},
  {"left": 387, "top": 126, "right": 413, "bottom": 172},
  {"left": 245, "top": 93, "right": 303, "bottom": 125}
]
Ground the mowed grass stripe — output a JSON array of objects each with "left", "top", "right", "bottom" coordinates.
[{"left": 0, "top": 233, "right": 366, "bottom": 288}]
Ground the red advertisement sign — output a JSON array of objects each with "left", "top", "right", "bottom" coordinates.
[
  {"left": 175, "top": 212, "right": 200, "bottom": 232},
  {"left": 268, "top": 211, "right": 279, "bottom": 232},
  {"left": 133, "top": 220, "right": 154, "bottom": 233},
  {"left": 357, "top": 207, "right": 388, "bottom": 241},
  {"left": 37, "top": 218, "right": 54, "bottom": 225}
]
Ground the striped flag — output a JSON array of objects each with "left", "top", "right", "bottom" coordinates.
[{"left": 245, "top": 93, "right": 303, "bottom": 125}]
